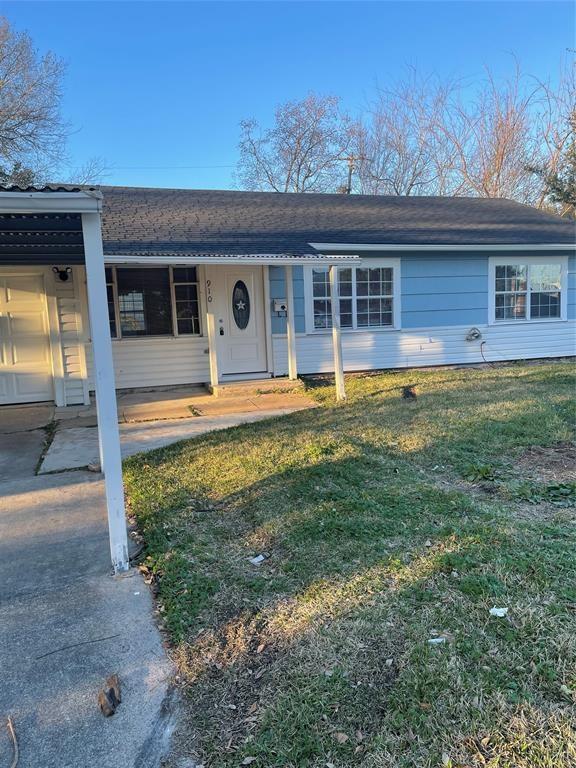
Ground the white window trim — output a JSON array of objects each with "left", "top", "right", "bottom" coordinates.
[
  {"left": 304, "top": 257, "right": 401, "bottom": 333},
  {"left": 106, "top": 265, "right": 204, "bottom": 340},
  {"left": 488, "top": 255, "right": 568, "bottom": 325}
]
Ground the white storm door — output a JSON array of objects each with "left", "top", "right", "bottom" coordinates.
[
  {"left": 0, "top": 270, "right": 54, "bottom": 404},
  {"left": 208, "top": 266, "right": 268, "bottom": 376}
]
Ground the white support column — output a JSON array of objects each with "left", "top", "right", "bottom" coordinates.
[
  {"left": 329, "top": 265, "right": 346, "bottom": 401},
  {"left": 206, "top": 310, "right": 220, "bottom": 388},
  {"left": 82, "top": 212, "right": 129, "bottom": 574},
  {"left": 285, "top": 265, "right": 298, "bottom": 380}
]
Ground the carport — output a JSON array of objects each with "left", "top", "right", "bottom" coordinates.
[{"left": 0, "top": 187, "right": 129, "bottom": 572}]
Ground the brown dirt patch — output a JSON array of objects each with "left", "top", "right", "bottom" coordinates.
[{"left": 515, "top": 442, "right": 576, "bottom": 484}]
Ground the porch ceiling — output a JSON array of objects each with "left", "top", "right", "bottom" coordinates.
[
  {"left": 0, "top": 212, "right": 85, "bottom": 264},
  {"left": 0, "top": 187, "right": 103, "bottom": 265}
]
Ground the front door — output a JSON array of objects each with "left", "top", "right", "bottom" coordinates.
[
  {"left": 0, "top": 270, "right": 54, "bottom": 404},
  {"left": 206, "top": 266, "right": 268, "bottom": 376}
]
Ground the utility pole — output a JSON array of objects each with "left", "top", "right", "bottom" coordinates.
[{"left": 343, "top": 155, "right": 364, "bottom": 194}]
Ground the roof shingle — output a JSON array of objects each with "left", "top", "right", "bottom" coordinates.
[{"left": 100, "top": 186, "right": 575, "bottom": 256}]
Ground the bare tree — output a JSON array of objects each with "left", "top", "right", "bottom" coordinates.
[
  {"left": 0, "top": 17, "right": 67, "bottom": 184},
  {"left": 529, "top": 57, "right": 576, "bottom": 212},
  {"left": 353, "top": 71, "right": 455, "bottom": 196},
  {"left": 236, "top": 93, "right": 352, "bottom": 193},
  {"left": 437, "top": 63, "right": 544, "bottom": 203},
  {"left": 66, "top": 155, "right": 110, "bottom": 185}
]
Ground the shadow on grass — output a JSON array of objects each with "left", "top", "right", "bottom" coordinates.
[{"left": 124, "top": 363, "right": 576, "bottom": 766}]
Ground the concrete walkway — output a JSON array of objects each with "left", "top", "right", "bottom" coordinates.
[
  {"left": 0, "top": 471, "right": 175, "bottom": 768},
  {"left": 41, "top": 405, "right": 310, "bottom": 473}
]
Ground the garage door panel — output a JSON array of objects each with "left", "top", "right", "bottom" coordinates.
[
  {"left": 11, "top": 336, "right": 52, "bottom": 365},
  {"left": 8, "top": 311, "right": 48, "bottom": 335},
  {"left": 5, "top": 275, "right": 45, "bottom": 303},
  {"left": 0, "top": 271, "right": 54, "bottom": 404},
  {"left": 14, "top": 372, "right": 53, "bottom": 397}
]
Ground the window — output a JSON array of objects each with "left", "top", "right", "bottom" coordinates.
[
  {"left": 491, "top": 258, "right": 566, "bottom": 323},
  {"left": 172, "top": 267, "right": 201, "bottom": 334},
  {"left": 308, "top": 261, "right": 399, "bottom": 331},
  {"left": 105, "top": 268, "right": 117, "bottom": 338},
  {"left": 105, "top": 267, "right": 201, "bottom": 338}
]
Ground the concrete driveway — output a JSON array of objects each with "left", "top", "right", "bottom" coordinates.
[
  {"left": 0, "top": 386, "right": 314, "bottom": 766},
  {"left": 0, "top": 470, "right": 175, "bottom": 768}
]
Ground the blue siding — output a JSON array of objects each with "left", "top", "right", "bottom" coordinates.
[
  {"left": 401, "top": 254, "right": 488, "bottom": 328},
  {"left": 268, "top": 251, "right": 575, "bottom": 333},
  {"left": 269, "top": 265, "right": 306, "bottom": 333}
]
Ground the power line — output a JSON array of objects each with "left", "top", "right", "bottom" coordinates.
[{"left": 110, "top": 164, "right": 236, "bottom": 170}]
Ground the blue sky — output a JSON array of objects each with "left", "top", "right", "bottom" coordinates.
[{"left": 3, "top": 1, "right": 573, "bottom": 189}]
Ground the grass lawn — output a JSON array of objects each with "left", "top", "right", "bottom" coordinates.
[{"left": 124, "top": 361, "right": 576, "bottom": 768}]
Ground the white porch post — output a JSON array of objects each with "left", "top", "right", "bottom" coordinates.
[
  {"left": 329, "top": 265, "right": 346, "bottom": 401},
  {"left": 284, "top": 265, "right": 298, "bottom": 380},
  {"left": 81, "top": 212, "right": 129, "bottom": 574},
  {"left": 206, "top": 310, "right": 220, "bottom": 388}
]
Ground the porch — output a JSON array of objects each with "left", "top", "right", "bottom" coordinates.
[{"left": 0, "top": 186, "right": 352, "bottom": 573}]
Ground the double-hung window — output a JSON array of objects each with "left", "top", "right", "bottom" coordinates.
[
  {"left": 308, "top": 260, "right": 400, "bottom": 331},
  {"left": 105, "top": 266, "right": 201, "bottom": 338},
  {"left": 490, "top": 257, "right": 567, "bottom": 323}
]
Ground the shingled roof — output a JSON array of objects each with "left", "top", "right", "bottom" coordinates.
[{"left": 99, "top": 186, "right": 575, "bottom": 257}]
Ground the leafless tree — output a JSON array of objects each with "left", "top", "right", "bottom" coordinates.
[
  {"left": 236, "top": 93, "right": 352, "bottom": 192},
  {"left": 66, "top": 155, "right": 110, "bottom": 185},
  {"left": 353, "top": 71, "right": 456, "bottom": 196},
  {"left": 0, "top": 17, "right": 68, "bottom": 183},
  {"left": 529, "top": 57, "right": 576, "bottom": 211},
  {"left": 436, "top": 63, "right": 545, "bottom": 203}
]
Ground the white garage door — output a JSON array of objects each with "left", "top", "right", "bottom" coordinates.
[{"left": 0, "top": 271, "right": 54, "bottom": 404}]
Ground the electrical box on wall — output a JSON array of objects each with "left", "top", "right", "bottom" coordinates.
[{"left": 273, "top": 299, "right": 288, "bottom": 313}]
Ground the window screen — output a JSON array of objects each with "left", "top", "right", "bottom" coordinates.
[{"left": 116, "top": 268, "right": 173, "bottom": 336}]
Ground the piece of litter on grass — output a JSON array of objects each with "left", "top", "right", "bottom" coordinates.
[
  {"left": 428, "top": 637, "right": 446, "bottom": 645},
  {"left": 249, "top": 553, "right": 269, "bottom": 566},
  {"left": 241, "top": 758, "right": 257, "bottom": 766},
  {"left": 133, "top": 591, "right": 140, "bottom": 596},
  {"left": 489, "top": 606, "right": 508, "bottom": 618},
  {"left": 424, "top": 540, "right": 432, "bottom": 547},
  {"left": 385, "top": 658, "right": 394, "bottom": 666}
]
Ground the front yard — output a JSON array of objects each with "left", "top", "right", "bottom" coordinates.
[{"left": 125, "top": 361, "right": 576, "bottom": 768}]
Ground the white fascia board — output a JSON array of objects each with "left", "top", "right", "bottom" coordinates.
[
  {"left": 310, "top": 242, "right": 576, "bottom": 252},
  {"left": 0, "top": 190, "right": 102, "bottom": 214},
  {"left": 104, "top": 253, "right": 362, "bottom": 265}
]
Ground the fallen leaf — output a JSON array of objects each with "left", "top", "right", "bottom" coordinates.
[{"left": 333, "top": 731, "right": 349, "bottom": 744}]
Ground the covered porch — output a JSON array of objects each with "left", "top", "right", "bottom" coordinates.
[
  {"left": 102, "top": 253, "right": 356, "bottom": 402},
  {"left": 0, "top": 187, "right": 353, "bottom": 573}
]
